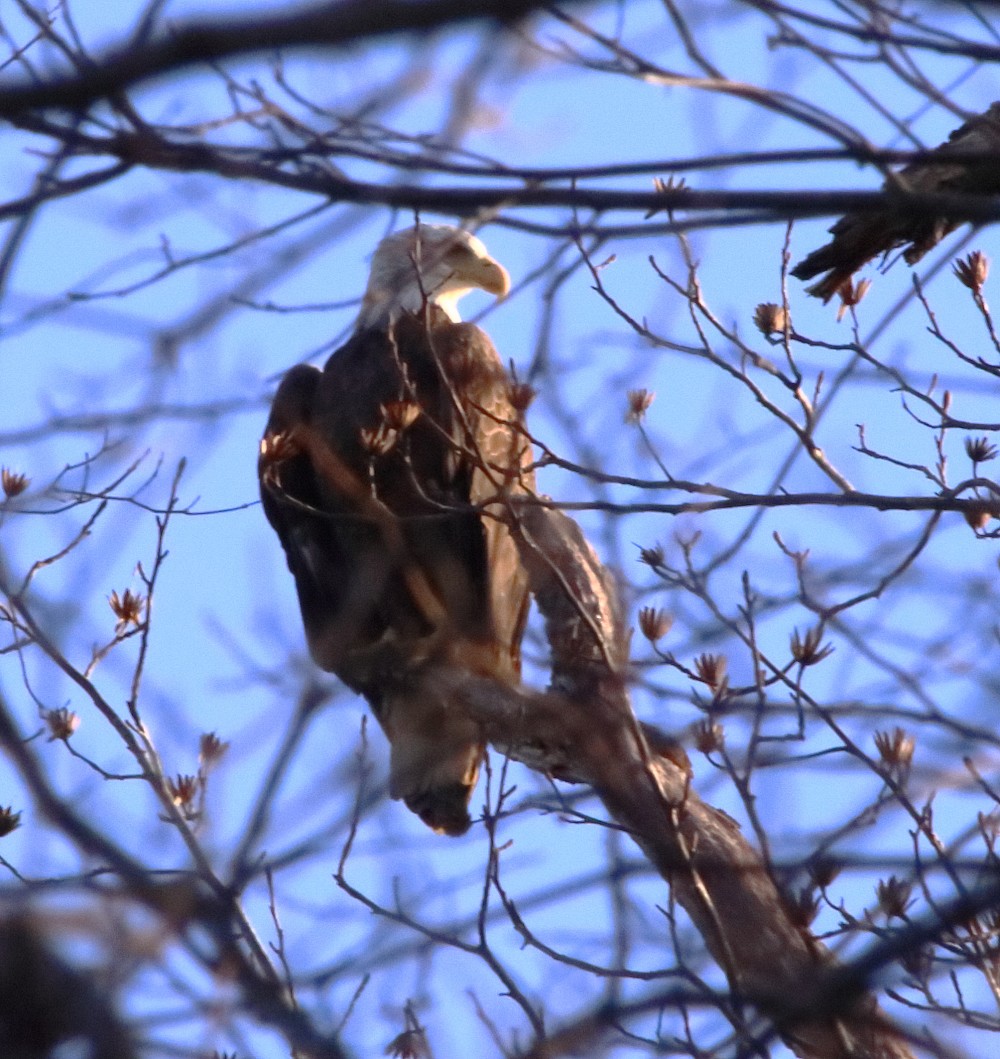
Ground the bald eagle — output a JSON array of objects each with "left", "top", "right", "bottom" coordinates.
[
  {"left": 259, "top": 225, "right": 535, "bottom": 835},
  {"left": 792, "top": 102, "right": 1000, "bottom": 302}
]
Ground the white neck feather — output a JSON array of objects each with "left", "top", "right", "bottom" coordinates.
[
  {"left": 354, "top": 225, "right": 507, "bottom": 331},
  {"left": 356, "top": 280, "right": 464, "bottom": 330}
]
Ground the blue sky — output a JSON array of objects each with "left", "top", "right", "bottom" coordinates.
[{"left": 3, "top": 2, "right": 1000, "bottom": 1056}]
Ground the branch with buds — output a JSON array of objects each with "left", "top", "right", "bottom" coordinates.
[{"left": 432, "top": 500, "right": 916, "bottom": 1059}]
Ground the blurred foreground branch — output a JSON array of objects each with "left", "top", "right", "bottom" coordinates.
[{"left": 0, "top": 0, "right": 567, "bottom": 116}]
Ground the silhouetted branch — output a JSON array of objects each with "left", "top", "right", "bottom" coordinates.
[
  {"left": 0, "top": 0, "right": 569, "bottom": 116},
  {"left": 8, "top": 136, "right": 1000, "bottom": 226}
]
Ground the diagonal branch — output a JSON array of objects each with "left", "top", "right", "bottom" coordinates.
[
  {"left": 0, "top": 692, "right": 354, "bottom": 1059},
  {"left": 445, "top": 502, "right": 916, "bottom": 1059}
]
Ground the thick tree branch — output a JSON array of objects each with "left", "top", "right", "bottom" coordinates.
[
  {"left": 447, "top": 503, "right": 917, "bottom": 1059},
  {"left": 8, "top": 124, "right": 1000, "bottom": 230},
  {"left": 0, "top": 0, "right": 570, "bottom": 116},
  {"left": 4, "top": 115, "right": 1000, "bottom": 230}
]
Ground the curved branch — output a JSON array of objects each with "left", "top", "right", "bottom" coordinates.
[
  {"left": 0, "top": 0, "right": 569, "bottom": 116},
  {"left": 446, "top": 503, "right": 916, "bottom": 1059}
]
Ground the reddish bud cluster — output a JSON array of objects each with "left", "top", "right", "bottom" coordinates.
[
  {"left": 168, "top": 774, "right": 200, "bottom": 814},
  {"left": 1, "top": 468, "right": 29, "bottom": 498},
  {"left": 109, "top": 588, "right": 145, "bottom": 631},
  {"left": 625, "top": 388, "right": 655, "bottom": 424},
  {"left": 874, "top": 726, "right": 915, "bottom": 775},
  {"left": 875, "top": 875, "right": 913, "bottom": 919},
  {"left": 753, "top": 302, "right": 788, "bottom": 336},
  {"left": 835, "top": 277, "right": 871, "bottom": 322},
  {"left": 638, "top": 606, "right": 672, "bottom": 643},
  {"left": 360, "top": 423, "right": 399, "bottom": 456},
  {"left": 508, "top": 380, "right": 537, "bottom": 413},
  {"left": 199, "top": 731, "right": 229, "bottom": 765},
  {"left": 965, "top": 436, "right": 998, "bottom": 464},
  {"left": 44, "top": 707, "right": 80, "bottom": 742},
  {"left": 693, "top": 719, "right": 725, "bottom": 755},
  {"left": 638, "top": 543, "right": 665, "bottom": 569},
  {"left": 380, "top": 400, "right": 421, "bottom": 431},
  {"left": 790, "top": 626, "right": 834, "bottom": 666},
  {"left": 954, "top": 250, "right": 989, "bottom": 292},
  {"left": 808, "top": 858, "right": 841, "bottom": 889},
  {"left": 385, "top": 1029, "right": 429, "bottom": 1059},
  {"left": 0, "top": 806, "right": 21, "bottom": 837},
  {"left": 694, "top": 653, "right": 728, "bottom": 692}
]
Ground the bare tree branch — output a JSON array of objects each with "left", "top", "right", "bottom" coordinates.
[
  {"left": 0, "top": 0, "right": 574, "bottom": 116},
  {"left": 450, "top": 504, "right": 915, "bottom": 1059}
]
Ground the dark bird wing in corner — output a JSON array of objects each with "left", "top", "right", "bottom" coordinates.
[
  {"left": 792, "top": 102, "right": 1000, "bottom": 302},
  {"left": 259, "top": 306, "right": 534, "bottom": 835}
]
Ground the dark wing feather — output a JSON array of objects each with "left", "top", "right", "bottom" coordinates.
[
  {"left": 259, "top": 305, "right": 534, "bottom": 834},
  {"left": 792, "top": 103, "right": 1000, "bottom": 302}
]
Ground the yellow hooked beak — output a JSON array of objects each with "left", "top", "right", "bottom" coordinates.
[{"left": 475, "top": 256, "right": 511, "bottom": 299}]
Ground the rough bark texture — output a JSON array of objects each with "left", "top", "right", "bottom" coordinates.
[{"left": 441, "top": 501, "right": 916, "bottom": 1059}]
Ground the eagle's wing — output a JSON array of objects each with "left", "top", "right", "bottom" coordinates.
[
  {"left": 425, "top": 318, "right": 535, "bottom": 679},
  {"left": 259, "top": 339, "right": 426, "bottom": 685},
  {"left": 259, "top": 308, "right": 534, "bottom": 835},
  {"left": 792, "top": 103, "right": 1000, "bottom": 302}
]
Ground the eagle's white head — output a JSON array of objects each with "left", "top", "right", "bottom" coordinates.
[{"left": 357, "top": 224, "right": 510, "bottom": 330}]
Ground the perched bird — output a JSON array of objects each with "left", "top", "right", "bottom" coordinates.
[
  {"left": 792, "top": 102, "right": 1000, "bottom": 302},
  {"left": 259, "top": 225, "right": 535, "bottom": 835}
]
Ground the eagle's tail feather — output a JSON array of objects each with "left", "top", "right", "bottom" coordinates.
[
  {"left": 404, "top": 784, "right": 474, "bottom": 837},
  {"left": 381, "top": 686, "right": 482, "bottom": 837}
]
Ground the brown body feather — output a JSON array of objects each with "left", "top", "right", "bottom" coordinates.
[
  {"left": 792, "top": 103, "right": 1000, "bottom": 302},
  {"left": 259, "top": 305, "right": 534, "bottom": 835}
]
